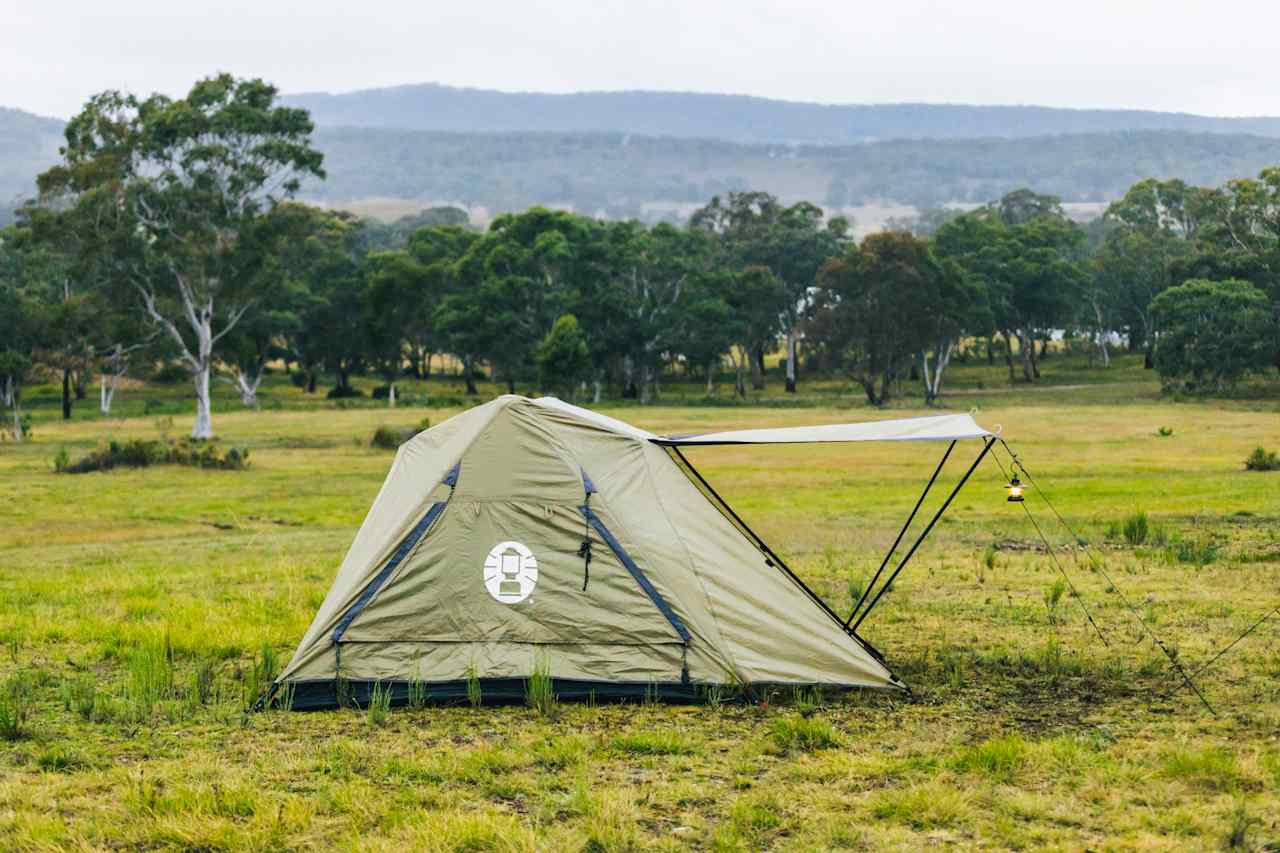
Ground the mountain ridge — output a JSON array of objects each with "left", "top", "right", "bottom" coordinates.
[{"left": 280, "top": 83, "right": 1280, "bottom": 144}]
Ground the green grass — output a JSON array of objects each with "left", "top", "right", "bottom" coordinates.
[{"left": 2, "top": 361, "right": 1280, "bottom": 848}]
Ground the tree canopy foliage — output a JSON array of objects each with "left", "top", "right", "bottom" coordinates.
[{"left": 4, "top": 78, "right": 1280, "bottom": 440}]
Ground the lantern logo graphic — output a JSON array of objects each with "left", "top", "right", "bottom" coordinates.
[{"left": 483, "top": 541, "right": 538, "bottom": 604}]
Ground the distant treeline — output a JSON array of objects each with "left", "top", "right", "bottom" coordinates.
[
  {"left": 283, "top": 83, "right": 1280, "bottom": 144},
  {"left": 3, "top": 75, "right": 1279, "bottom": 443},
  {"left": 7, "top": 97, "right": 1280, "bottom": 225},
  {"left": 306, "top": 127, "right": 1280, "bottom": 214}
]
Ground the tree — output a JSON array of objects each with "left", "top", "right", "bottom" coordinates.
[
  {"left": 918, "top": 255, "right": 988, "bottom": 404},
  {"left": 808, "top": 232, "right": 939, "bottom": 405},
  {"left": 1097, "top": 179, "right": 1210, "bottom": 365},
  {"left": 439, "top": 208, "right": 592, "bottom": 394},
  {"left": 940, "top": 193, "right": 1086, "bottom": 383},
  {"left": 596, "top": 221, "right": 704, "bottom": 402},
  {"left": 724, "top": 267, "right": 787, "bottom": 398},
  {"left": 536, "top": 314, "right": 591, "bottom": 397},
  {"left": 283, "top": 209, "right": 373, "bottom": 397},
  {"left": 692, "top": 192, "right": 848, "bottom": 393},
  {"left": 1150, "top": 279, "right": 1274, "bottom": 392},
  {"left": 36, "top": 74, "right": 324, "bottom": 437},
  {"left": 402, "top": 224, "right": 479, "bottom": 379},
  {"left": 0, "top": 228, "right": 49, "bottom": 440},
  {"left": 669, "top": 270, "right": 739, "bottom": 397}
]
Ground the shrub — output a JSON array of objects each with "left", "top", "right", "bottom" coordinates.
[
  {"left": 524, "top": 657, "right": 556, "bottom": 716},
  {"left": 370, "top": 419, "right": 430, "bottom": 450},
  {"left": 368, "top": 681, "right": 392, "bottom": 726},
  {"left": 1043, "top": 578, "right": 1067, "bottom": 624},
  {"left": 1244, "top": 447, "right": 1280, "bottom": 471},
  {"left": 1122, "top": 511, "right": 1149, "bottom": 546},
  {"left": 326, "top": 385, "right": 364, "bottom": 399},
  {"left": 1171, "top": 538, "right": 1219, "bottom": 566},
  {"left": 245, "top": 642, "right": 279, "bottom": 710},
  {"left": 1156, "top": 426, "right": 1174, "bottom": 437},
  {"left": 465, "top": 664, "right": 482, "bottom": 708},
  {"left": 609, "top": 731, "right": 698, "bottom": 756},
  {"left": 950, "top": 734, "right": 1029, "bottom": 782},
  {"left": 52, "top": 447, "right": 70, "bottom": 472},
  {"left": 124, "top": 634, "right": 176, "bottom": 721},
  {"left": 767, "top": 714, "right": 841, "bottom": 752},
  {"left": 0, "top": 673, "right": 33, "bottom": 740},
  {"left": 370, "top": 425, "right": 412, "bottom": 450},
  {"left": 61, "top": 674, "right": 98, "bottom": 721},
  {"left": 58, "top": 439, "right": 250, "bottom": 474}
]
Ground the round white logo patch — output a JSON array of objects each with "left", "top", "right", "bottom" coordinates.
[{"left": 483, "top": 540, "right": 538, "bottom": 604}]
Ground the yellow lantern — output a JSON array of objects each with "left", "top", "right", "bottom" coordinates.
[{"left": 1006, "top": 475, "right": 1025, "bottom": 503}]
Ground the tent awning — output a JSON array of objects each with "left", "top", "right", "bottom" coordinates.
[{"left": 654, "top": 413, "right": 992, "bottom": 446}]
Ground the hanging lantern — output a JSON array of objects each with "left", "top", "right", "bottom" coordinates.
[{"left": 1006, "top": 474, "right": 1025, "bottom": 503}]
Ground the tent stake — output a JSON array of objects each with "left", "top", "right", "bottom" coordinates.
[
  {"left": 846, "top": 440, "right": 956, "bottom": 628},
  {"left": 853, "top": 437, "right": 995, "bottom": 632}
]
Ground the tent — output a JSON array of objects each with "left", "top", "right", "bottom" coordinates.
[{"left": 275, "top": 395, "right": 993, "bottom": 709}]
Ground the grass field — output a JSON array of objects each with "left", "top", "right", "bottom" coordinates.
[{"left": 2, "top": 359, "right": 1280, "bottom": 849}]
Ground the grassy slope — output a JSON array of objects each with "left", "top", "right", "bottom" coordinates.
[{"left": 2, "top": 358, "right": 1280, "bottom": 849}]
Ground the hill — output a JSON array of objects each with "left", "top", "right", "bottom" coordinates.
[
  {"left": 0, "top": 107, "right": 64, "bottom": 224},
  {"left": 4, "top": 97, "right": 1280, "bottom": 225},
  {"left": 303, "top": 127, "right": 1280, "bottom": 218},
  {"left": 283, "top": 83, "right": 1280, "bottom": 144}
]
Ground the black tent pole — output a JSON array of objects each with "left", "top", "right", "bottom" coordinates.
[
  {"left": 845, "top": 440, "right": 956, "bottom": 628},
  {"left": 852, "top": 437, "right": 995, "bottom": 633},
  {"left": 669, "top": 445, "right": 851, "bottom": 631}
]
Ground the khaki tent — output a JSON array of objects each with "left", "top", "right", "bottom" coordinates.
[{"left": 276, "top": 395, "right": 992, "bottom": 708}]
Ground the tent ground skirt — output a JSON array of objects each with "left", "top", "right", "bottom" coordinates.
[{"left": 276, "top": 678, "right": 881, "bottom": 711}]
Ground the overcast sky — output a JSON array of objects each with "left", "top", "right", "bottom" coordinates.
[{"left": 4, "top": 0, "right": 1279, "bottom": 119}]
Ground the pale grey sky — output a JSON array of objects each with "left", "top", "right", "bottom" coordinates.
[{"left": 3, "top": 0, "right": 1278, "bottom": 119}]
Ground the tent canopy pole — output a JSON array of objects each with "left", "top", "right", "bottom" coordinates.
[
  {"left": 846, "top": 440, "right": 956, "bottom": 628},
  {"left": 852, "top": 437, "right": 996, "bottom": 632}
]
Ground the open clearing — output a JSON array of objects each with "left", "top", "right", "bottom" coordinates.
[{"left": 2, "top": 371, "right": 1279, "bottom": 849}]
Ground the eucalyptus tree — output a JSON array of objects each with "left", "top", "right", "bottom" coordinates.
[
  {"left": 597, "top": 220, "right": 706, "bottom": 402},
  {"left": 809, "top": 232, "right": 950, "bottom": 405},
  {"left": 1096, "top": 179, "right": 1209, "bottom": 364},
  {"left": 670, "top": 271, "right": 740, "bottom": 396},
  {"left": 400, "top": 224, "right": 479, "bottom": 380},
  {"left": 438, "top": 208, "right": 592, "bottom": 394},
  {"left": 691, "top": 192, "right": 848, "bottom": 393},
  {"left": 0, "top": 228, "right": 49, "bottom": 440},
  {"left": 36, "top": 74, "right": 324, "bottom": 437},
  {"left": 1150, "top": 279, "right": 1274, "bottom": 392},
  {"left": 279, "top": 207, "right": 372, "bottom": 397},
  {"left": 535, "top": 314, "right": 591, "bottom": 398},
  {"left": 938, "top": 191, "right": 1086, "bottom": 383}
]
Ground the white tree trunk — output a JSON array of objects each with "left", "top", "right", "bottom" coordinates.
[
  {"left": 592, "top": 377, "right": 602, "bottom": 404},
  {"left": 785, "top": 327, "right": 798, "bottom": 393},
  {"left": 2, "top": 377, "right": 22, "bottom": 442},
  {"left": 193, "top": 364, "right": 213, "bottom": 439},
  {"left": 1090, "top": 300, "right": 1111, "bottom": 368},
  {"left": 920, "top": 339, "right": 954, "bottom": 405},
  {"left": 388, "top": 384, "right": 396, "bottom": 408},
  {"left": 230, "top": 369, "right": 263, "bottom": 409},
  {"left": 731, "top": 346, "right": 747, "bottom": 398},
  {"left": 136, "top": 275, "right": 249, "bottom": 442},
  {"left": 705, "top": 359, "right": 716, "bottom": 396},
  {"left": 100, "top": 373, "right": 119, "bottom": 416}
]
